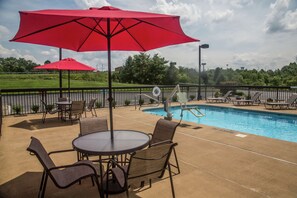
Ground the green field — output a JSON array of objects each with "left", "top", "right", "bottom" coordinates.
[{"left": 0, "top": 73, "right": 138, "bottom": 89}]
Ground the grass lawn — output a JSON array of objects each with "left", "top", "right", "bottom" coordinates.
[{"left": 0, "top": 73, "right": 139, "bottom": 89}]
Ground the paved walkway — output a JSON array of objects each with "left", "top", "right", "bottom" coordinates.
[{"left": 1, "top": 101, "right": 297, "bottom": 197}]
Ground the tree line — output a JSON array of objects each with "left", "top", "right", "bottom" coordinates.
[{"left": 1, "top": 55, "right": 297, "bottom": 86}]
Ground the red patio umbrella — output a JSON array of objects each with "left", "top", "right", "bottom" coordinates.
[
  {"left": 35, "top": 58, "right": 95, "bottom": 97},
  {"left": 10, "top": 6, "right": 199, "bottom": 139}
]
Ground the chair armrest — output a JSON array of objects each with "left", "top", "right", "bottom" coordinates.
[
  {"left": 49, "top": 161, "right": 99, "bottom": 175},
  {"left": 150, "top": 140, "right": 174, "bottom": 147},
  {"left": 48, "top": 148, "right": 75, "bottom": 155}
]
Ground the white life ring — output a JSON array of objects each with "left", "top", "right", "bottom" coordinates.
[{"left": 152, "top": 86, "right": 161, "bottom": 97}]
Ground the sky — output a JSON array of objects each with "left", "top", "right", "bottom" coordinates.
[{"left": 0, "top": 0, "right": 296, "bottom": 71}]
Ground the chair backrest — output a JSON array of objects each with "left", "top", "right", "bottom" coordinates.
[
  {"left": 127, "top": 142, "right": 177, "bottom": 187},
  {"left": 71, "top": 100, "right": 85, "bottom": 114},
  {"left": 87, "top": 98, "right": 97, "bottom": 110},
  {"left": 286, "top": 94, "right": 297, "bottom": 104},
  {"left": 150, "top": 119, "right": 179, "bottom": 145},
  {"left": 222, "top": 90, "right": 232, "bottom": 98},
  {"left": 57, "top": 97, "right": 67, "bottom": 109},
  {"left": 79, "top": 117, "right": 108, "bottom": 136},
  {"left": 27, "top": 137, "right": 56, "bottom": 171},
  {"left": 251, "top": 92, "right": 262, "bottom": 101},
  {"left": 177, "top": 92, "right": 188, "bottom": 105}
]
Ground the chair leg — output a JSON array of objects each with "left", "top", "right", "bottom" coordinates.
[
  {"left": 39, "top": 172, "right": 48, "bottom": 198},
  {"left": 42, "top": 112, "right": 46, "bottom": 123},
  {"left": 167, "top": 163, "right": 176, "bottom": 198},
  {"left": 172, "top": 147, "right": 181, "bottom": 174},
  {"left": 92, "top": 108, "right": 97, "bottom": 117}
]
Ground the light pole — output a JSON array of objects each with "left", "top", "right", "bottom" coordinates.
[{"left": 198, "top": 44, "right": 209, "bottom": 100}]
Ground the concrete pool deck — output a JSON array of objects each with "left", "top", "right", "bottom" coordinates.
[{"left": 1, "top": 101, "right": 297, "bottom": 197}]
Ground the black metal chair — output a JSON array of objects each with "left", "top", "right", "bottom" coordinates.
[
  {"left": 85, "top": 98, "right": 98, "bottom": 117},
  {"left": 149, "top": 119, "right": 180, "bottom": 174},
  {"left": 68, "top": 100, "right": 85, "bottom": 124},
  {"left": 106, "top": 141, "right": 178, "bottom": 198},
  {"left": 27, "top": 137, "right": 103, "bottom": 198},
  {"left": 40, "top": 99, "right": 60, "bottom": 123}
]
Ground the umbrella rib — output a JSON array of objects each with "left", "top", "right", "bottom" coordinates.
[
  {"left": 75, "top": 18, "right": 107, "bottom": 37},
  {"left": 11, "top": 17, "right": 85, "bottom": 41},
  {"left": 112, "top": 19, "right": 146, "bottom": 51}
]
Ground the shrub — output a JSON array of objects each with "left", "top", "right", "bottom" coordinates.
[
  {"left": 112, "top": 101, "right": 117, "bottom": 109},
  {"left": 190, "top": 95, "right": 195, "bottom": 100},
  {"left": 149, "top": 98, "right": 155, "bottom": 104},
  {"left": 172, "top": 95, "right": 178, "bottom": 102},
  {"left": 124, "top": 99, "right": 130, "bottom": 106},
  {"left": 214, "top": 91, "right": 220, "bottom": 98},
  {"left": 12, "top": 105, "right": 22, "bottom": 115},
  {"left": 267, "top": 98, "right": 273, "bottom": 102},
  {"left": 31, "top": 105, "right": 39, "bottom": 113},
  {"left": 139, "top": 98, "right": 144, "bottom": 106},
  {"left": 46, "top": 104, "right": 54, "bottom": 111},
  {"left": 95, "top": 101, "right": 102, "bottom": 108}
]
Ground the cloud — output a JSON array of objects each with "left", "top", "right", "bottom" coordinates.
[
  {"left": 0, "top": 44, "right": 40, "bottom": 63},
  {"left": 74, "top": 0, "right": 110, "bottom": 8},
  {"left": 0, "top": 25, "right": 10, "bottom": 40},
  {"left": 205, "top": 9, "right": 234, "bottom": 23},
  {"left": 150, "top": 0, "right": 201, "bottom": 25},
  {"left": 229, "top": 0, "right": 254, "bottom": 8},
  {"left": 265, "top": 0, "right": 297, "bottom": 33}
]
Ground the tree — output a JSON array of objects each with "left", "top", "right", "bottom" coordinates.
[
  {"left": 119, "top": 53, "right": 167, "bottom": 84},
  {"left": 163, "top": 62, "right": 179, "bottom": 85}
]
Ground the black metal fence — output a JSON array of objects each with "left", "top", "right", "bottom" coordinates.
[
  {"left": 1, "top": 84, "right": 297, "bottom": 134},
  {"left": 1, "top": 84, "right": 296, "bottom": 115}
]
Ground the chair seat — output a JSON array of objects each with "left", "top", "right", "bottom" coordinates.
[
  {"left": 51, "top": 160, "right": 99, "bottom": 187},
  {"left": 111, "top": 165, "right": 128, "bottom": 188}
]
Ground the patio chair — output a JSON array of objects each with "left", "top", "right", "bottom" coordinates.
[
  {"left": 40, "top": 99, "right": 60, "bottom": 123},
  {"left": 85, "top": 98, "right": 98, "bottom": 117},
  {"left": 106, "top": 141, "right": 178, "bottom": 198},
  {"left": 206, "top": 90, "right": 232, "bottom": 103},
  {"left": 68, "top": 100, "right": 85, "bottom": 124},
  {"left": 233, "top": 92, "right": 262, "bottom": 106},
  {"left": 27, "top": 137, "right": 102, "bottom": 198},
  {"left": 79, "top": 117, "right": 108, "bottom": 136},
  {"left": 264, "top": 94, "right": 297, "bottom": 110},
  {"left": 79, "top": 117, "right": 108, "bottom": 161},
  {"left": 57, "top": 97, "right": 68, "bottom": 119},
  {"left": 149, "top": 119, "right": 180, "bottom": 174}
]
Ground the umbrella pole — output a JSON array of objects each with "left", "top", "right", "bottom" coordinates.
[
  {"left": 68, "top": 70, "right": 70, "bottom": 99},
  {"left": 107, "top": 19, "right": 114, "bottom": 140},
  {"left": 59, "top": 48, "right": 63, "bottom": 98}
]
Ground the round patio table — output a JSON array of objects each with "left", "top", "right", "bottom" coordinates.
[
  {"left": 55, "top": 100, "right": 72, "bottom": 120},
  {"left": 72, "top": 130, "right": 150, "bottom": 156},
  {"left": 72, "top": 130, "right": 150, "bottom": 194}
]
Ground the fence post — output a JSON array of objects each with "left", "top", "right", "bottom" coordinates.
[
  {"left": 276, "top": 88, "right": 279, "bottom": 101},
  {"left": 0, "top": 90, "right": 2, "bottom": 136},
  {"left": 102, "top": 88, "right": 106, "bottom": 108}
]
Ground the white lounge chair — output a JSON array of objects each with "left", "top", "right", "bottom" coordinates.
[
  {"left": 264, "top": 94, "right": 297, "bottom": 110},
  {"left": 206, "top": 91, "right": 232, "bottom": 103},
  {"left": 233, "top": 92, "right": 262, "bottom": 106}
]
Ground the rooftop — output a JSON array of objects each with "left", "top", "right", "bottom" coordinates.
[{"left": 1, "top": 101, "right": 297, "bottom": 197}]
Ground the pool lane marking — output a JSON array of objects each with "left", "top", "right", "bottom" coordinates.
[{"left": 178, "top": 131, "right": 297, "bottom": 166}]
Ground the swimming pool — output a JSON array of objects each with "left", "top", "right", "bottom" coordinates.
[{"left": 143, "top": 105, "right": 297, "bottom": 143}]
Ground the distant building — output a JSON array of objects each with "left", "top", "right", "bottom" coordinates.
[
  {"left": 114, "top": 66, "right": 123, "bottom": 72},
  {"left": 240, "top": 67, "right": 245, "bottom": 70}
]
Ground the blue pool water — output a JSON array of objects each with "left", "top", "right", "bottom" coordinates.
[{"left": 143, "top": 105, "right": 297, "bottom": 143}]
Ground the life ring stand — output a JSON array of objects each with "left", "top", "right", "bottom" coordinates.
[{"left": 152, "top": 86, "right": 161, "bottom": 97}]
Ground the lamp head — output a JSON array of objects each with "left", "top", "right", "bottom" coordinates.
[{"left": 200, "top": 44, "right": 209, "bottom": 49}]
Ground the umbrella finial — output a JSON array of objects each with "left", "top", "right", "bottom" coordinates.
[{"left": 90, "top": 6, "right": 121, "bottom": 11}]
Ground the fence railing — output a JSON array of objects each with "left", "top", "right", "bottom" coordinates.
[
  {"left": 1, "top": 84, "right": 297, "bottom": 135},
  {"left": 1, "top": 84, "right": 296, "bottom": 116}
]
